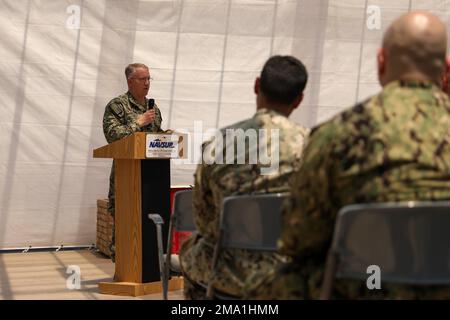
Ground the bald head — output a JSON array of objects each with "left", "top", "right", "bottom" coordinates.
[{"left": 378, "top": 11, "right": 447, "bottom": 86}]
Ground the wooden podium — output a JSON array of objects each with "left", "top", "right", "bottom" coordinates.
[{"left": 93, "top": 132, "right": 186, "bottom": 296}]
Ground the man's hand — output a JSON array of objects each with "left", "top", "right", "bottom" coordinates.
[{"left": 137, "top": 109, "right": 156, "bottom": 127}]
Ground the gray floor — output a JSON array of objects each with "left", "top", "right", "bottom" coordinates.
[{"left": 0, "top": 250, "right": 184, "bottom": 300}]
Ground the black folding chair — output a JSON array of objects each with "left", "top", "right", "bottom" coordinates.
[
  {"left": 320, "top": 201, "right": 450, "bottom": 299},
  {"left": 206, "top": 193, "right": 288, "bottom": 299}
]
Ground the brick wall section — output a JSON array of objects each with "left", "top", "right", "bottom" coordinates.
[
  {"left": 97, "top": 193, "right": 191, "bottom": 257},
  {"left": 97, "top": 199, "right": 113, "bottom": 257}
]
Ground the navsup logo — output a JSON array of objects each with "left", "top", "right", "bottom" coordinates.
[{"left": 149, "top": 138, "right": 175, "bottom": 149}]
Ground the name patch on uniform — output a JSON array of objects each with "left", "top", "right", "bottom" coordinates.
[{"left": 146, "top": 134, "right": 179, "bottom": 158}]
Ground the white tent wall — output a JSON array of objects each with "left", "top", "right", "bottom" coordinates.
[{"left": 0, "top": 0, "right": 448, "bottom": 248}]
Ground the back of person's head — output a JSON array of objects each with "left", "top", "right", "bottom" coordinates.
[
  {"left": 378, "top": 11, "right": 447, "bottom": 86},
  {"left": 259, "top": 55, "right": 308, "bottom": 105},
  {"left": 125, "top": 63, "right": 149, "bottom": 79}
]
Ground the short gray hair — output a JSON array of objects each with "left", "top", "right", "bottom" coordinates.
[{"left": 125, "top": 63, "right": 149, "bottom": 79}]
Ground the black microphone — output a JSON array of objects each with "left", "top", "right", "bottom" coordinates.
[{"left": 148, "top": 98, "right": 155, "bottom": 110}]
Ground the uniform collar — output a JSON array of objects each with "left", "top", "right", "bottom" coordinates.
[
  {"left": 254, "top": 108, "right": 287, "bottom": 118},
  {"left": 127, "top": 91, "right": 147, "bottom": 109},
  {"left": 385, "top": 80, "right": 436, "bottom": 90}
]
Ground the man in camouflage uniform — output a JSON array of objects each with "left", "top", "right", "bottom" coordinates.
[
  {"left": 103, "top": 63, "right": 163, "bottom": 262},
  {"left": 179, "top": 56, "right": 310, "bottom": 299},
  {"left": 246, "top": 12, "right": 450, "bottom": 299}
]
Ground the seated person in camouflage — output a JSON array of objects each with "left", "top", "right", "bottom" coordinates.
[
  {"left": 246, "top": 11, "right": 450, "bottom": 299},
  {"left": 179, "top": 55, "right": 311, "bottom": 299},
  {"left": 103, "top": 63, "right": 163, "bottom": 261}
]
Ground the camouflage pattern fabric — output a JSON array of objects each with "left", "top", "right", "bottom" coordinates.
[
  {"left": 179, "top": 108, "right": 310, "bottom": 299},
  {"left": 102, "top": 91, "right": 163, "bottom": 261},
  {"left": 246, "top": 80, "right": 450, "bottom": 299}
]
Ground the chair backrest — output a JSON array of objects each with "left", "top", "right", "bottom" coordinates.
[
  {"left": 172, "top": 190, "right": 196, "bottom": 232},
  {"left": 218, "top": 193, "right": 288, "bottom": 251},
  {"left": 331, "top": 201, "right": 450, "bottom": 285},
  {"left": 206, "top": 193, "right": 288, "bottom": 299}
]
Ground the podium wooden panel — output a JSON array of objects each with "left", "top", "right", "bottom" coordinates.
[
  {"left": 93, "top": 132, "right": 185, "bottom": 296},
  {"left": 98, "top": 277, "right": 184, "bottom": 297}
]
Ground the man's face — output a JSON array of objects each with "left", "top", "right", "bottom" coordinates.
[{"left": 127, "top": 67, "right": 150, "bottom": 98}]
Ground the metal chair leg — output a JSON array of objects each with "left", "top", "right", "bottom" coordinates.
[
  {"left": 319, "top": 251, "right": 338, "bottom": 300},
  {"left": 148, "top": 214, "right": 168, "bottom": 300}
]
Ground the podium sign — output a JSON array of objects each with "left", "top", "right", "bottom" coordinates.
[{"left": 146, "top": 134, "right": 179, "bottom": 158}]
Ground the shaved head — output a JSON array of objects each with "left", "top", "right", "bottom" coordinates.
[{"left": 378, "top": 11, "right": 447, "bottom": 86}]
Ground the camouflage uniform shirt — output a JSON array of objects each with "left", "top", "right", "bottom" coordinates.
[
  {"left": 103, "top": 91, "right": 163, "bottom": 215},
  {"left": 246, "top": 81, "right": 450, "bottom": 299},
  {"left": 179, "top": 108, "right": 310, "bottom": 298}
]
